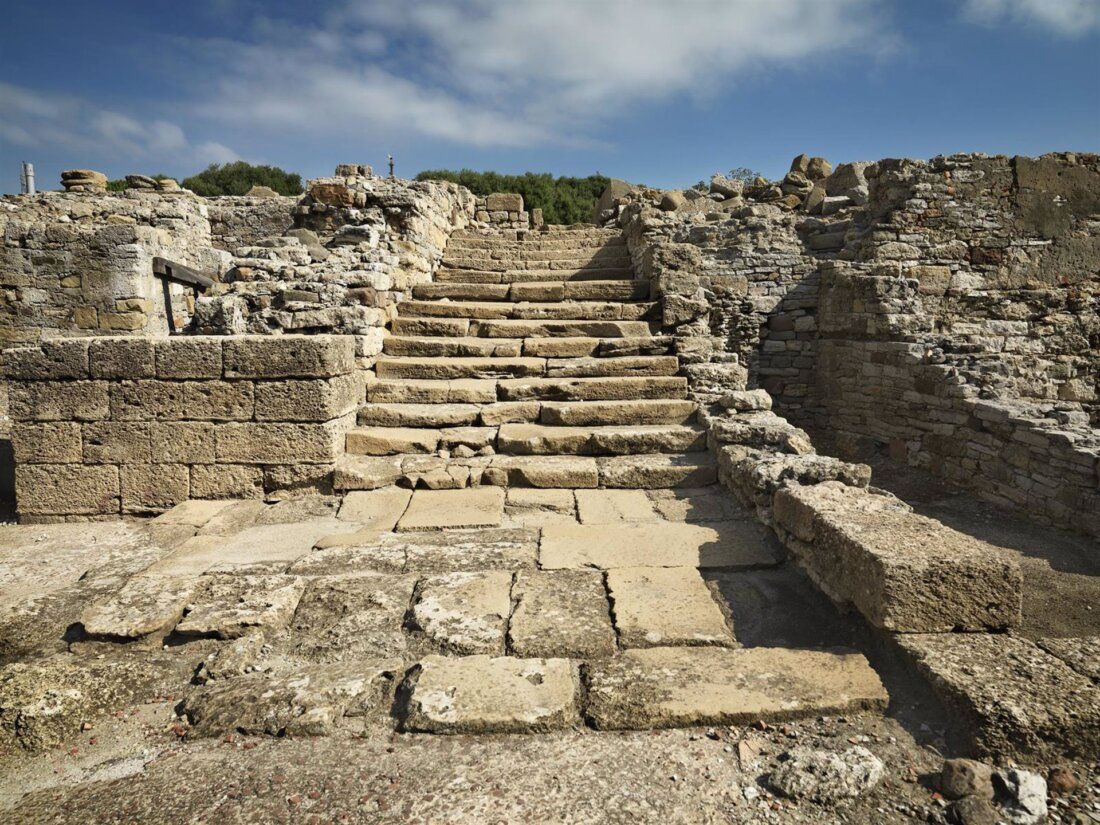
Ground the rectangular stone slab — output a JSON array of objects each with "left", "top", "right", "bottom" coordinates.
[
  {"left": 498, "top": 376, "right": 687, "bottom": 402},
  {"left": 585, "top": 646, "right": 888, "bottom": 730},
  {"left": 539, "top": 521, "right": 781, "bottom": 570},
  {"left": 397, "top": 487, "right": 505, "bottom": 531},
  {"left": 897, "top": 633, "right": 1100, "bottom": 761},
  {"left": 607, "top": 567, "right": 735, "bottom": 648},
  {"left": 399, "top": 655, "right": 579, "bottom": 734},
  {"left": 412, "top": 570, "right": 512, "bottom": 655},
  {"left": 509, "top": 570, "right": 617, "bottom": 658},
  {"left": 175, "top": 574, "right": 306, "bottom": 639},
  {"left": 598, "top": 454, "right": 718, "bottom": 488}
]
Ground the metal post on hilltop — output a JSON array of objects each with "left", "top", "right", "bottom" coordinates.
[
  {"left": 388, "top": 154, "right": 394, "bottom": 179},
  {"left": 20, "top": 162, "right": 35, "bottom": 195}
]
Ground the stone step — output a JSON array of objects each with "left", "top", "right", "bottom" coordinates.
[
  {"left": 355, "top": 398, "right": 697, "bottom": 428},
  {"left": 332, "top": 453, "right": 717, "bottom": 491},
  {"left": 366, "top": 378, "right": 498, "bottom": 404},
  {"left": 375, "top": 355, "right": 678, "bottom": 381},
  {"left": 497, "top": 376, "right": 689, "bottom": 401},
  {"left": 383, "top": 336, "right": 524, "bottom": 358},
  {"left": 397, "top": 300, "right": 657, "bottom": 321},
  {"left": 440, "top": 257, "right": 631, "bottom": 273},
  {"left": 345, "top": 426, "right": 497, "bottom": 456},
  {"left": 412, "top": 281, "right": 650, "bottom": 303},
  {"left": 475, "top": 319, "right": 655, "bottom": 338},
  {"left": 521, "top": 337, "right": 671, "bottom": 358},
  {"left": 443, "top": 247, "right": 631, "bottom": 264},
  {"left": 434, "top": 267, "right": 635, "bottom": 284},
  {"left": 447, "top": 235, "right": 625, "bottom": 251},
  {"left": 496, "top": 423, "right": 706, "bottom": 456}
]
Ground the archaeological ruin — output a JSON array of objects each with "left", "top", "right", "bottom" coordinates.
[{"left": 0, "top": 154, "right": 1097, "bottom": 822}]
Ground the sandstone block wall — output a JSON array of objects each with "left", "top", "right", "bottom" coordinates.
[
  {"left": 207, "top": 195, "right": 296, "bottom": 252},
  {"left": 5, "top": 335, "right": 359, "bottom": 521}
]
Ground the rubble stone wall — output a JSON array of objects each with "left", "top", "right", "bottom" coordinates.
[
  {"left": 4, "top": 335, "right": 359, "bottom": 521},
  {"left": 207, "top": 195, "right": 296, "bottom": 252}
]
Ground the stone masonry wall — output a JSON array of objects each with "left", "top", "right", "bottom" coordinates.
[
  {"left": 5, "top": 335, "right": 359, "bottom": 521},
  {"left": 207, "top": 195, "right": 296, "bottom": 252}
]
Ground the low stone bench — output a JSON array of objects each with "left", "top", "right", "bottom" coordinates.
[{"left": 773, "top": 481, "right": 1022, "bottom": 632}]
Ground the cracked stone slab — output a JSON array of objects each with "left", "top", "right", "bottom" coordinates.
[
  {"left": 399, "top": 655, "right": 579, "bottom": 734},
  {"left": 336, "top": 487, "right": 412, "bottom": 528},
  {"left": 585, "top": 646, "right": 888, "bottom": 731},
  {"left": 897, "top": 633, "right": 1100, "bottom": 760},
  {"left": 539, "top": 521, "right": 781, "bottom": 570},
  {"left": 289, "top": 574, "right": 417, "bottom": 662},
  {"left": 196, "top": 500, "right": 267, "bottom": 536},
  {"left": 80, "top": 575, "right": 202, "bottom": 641},
  {"left": 1037, "top": 637, "right": 1100, "bottom": 683},
  {"left": 575, "top": 489, "right": 658, "bottom": 524},
  {"left": 509, "top": 570, "right": 616, "bottom": 658},
  {"left": 647, "top": 487, "right": 747, "bottom": 523},
  {"left": 183, "top": 661, "right": 401, "bottom": 738},
  {"left": 411, "top": 571, "right": 512, "bottom": 655},
  {"left": 151, "top": 499, "right": 238, "bottom": 529},
  {"left": 285, "top": 542, "right": 406, "bottom": 575},
  {"left": 175, "top": 575, "right": 307, "bottom": 639},
  {"left": 396, "top": 528, "right": 539, "bottom": 573},
  {"left": 607, "top": 567, "right": 734, "bottom": 648},
  {"left": 396, "top": 487, "right": 505, "bottom": 531}
]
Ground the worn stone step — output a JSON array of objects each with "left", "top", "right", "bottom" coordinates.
[
  {"left": 376, "top": 356, "right": 546, "bottom": 380},
  {"left": 447, "top": 235, "right": 625, "bottom": 251},
  {"left": 390, "top": 317, "right": 470, "bottom": 337},
  {"left": 522, "top": 336, "right": 671, "bottom": 358},
  {"left": 383, "top": 336, "right": 523, "bottom": 358},
  {"left": 496, "top": 423, "right": 706, "bottom": 456},
  {"left": 475, "top": 319, "right": 654, "bottom": 338},
  {"left": 434, "top": 267, "right": 635, "bottom": 285},
  {"left": 412, "top": 280, "right": 649, "bottom": 303},
  {"left": 442, "top": 250, "right": 631, "bottom": 269},
  {"left": 366, "top": 378, "right": 498, "bottom": 404},
  {"left": 358, "top": 402, "right": 483, "bottom": 428},
  {"left": 397, "top": 300, "right": 656, "bottom": 321},
  {"left": 585, "top": 647, "right": 888, "bottom": 731},
  {"left": 598, "top": 454, "right": 718, "bottom": 488},
  {"left": 498, "top": 376, "right": 688, "bottom": 401},
  {"left": 545, "top": 355, "right": 679, "bottom": 378},
  {"left": 540, "top": 399, "right": 697, "bottom": 426}
]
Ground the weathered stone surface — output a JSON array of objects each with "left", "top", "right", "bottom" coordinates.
[
  {"left": 403, "top": 528, "right": 539, "bottom": 572},
  {"left": 333, "top": 455, "right": 403, "bottom": 491},
  {"left": 345, "top": 426, "right": 439, "bottom": 455},
  {"left": 585, "top": 646, "right": 888, "bottom": 730},
  {"left": 896, "top": 633, "right": 1100, "bottom": 760},
  {"left": 400, "top": 655, "right": 578, "bottom": 733},
  {"left": 608, "top": 566, "right": 734, "bottom": 648},
  {"left": 121, "top": 463, "right": 190, "bottom": 513},
  {"left": 1036, "top": 636, "right": 1100, "bottom": 682},
  {"left": 9, "top": 381, "right": 109, "bottom": 421},
  {"left": 253, "top": 373, "right": 362, "bottom": 422},
  {"left": 540, "top": 399, "right": 696, "bottom": 426},
  {"left": 290, "top": 574, "right": 417, "bottom": 661},
  {"left": 80, "top": 575, "right": 200, "bottom": 640},
  {"left": 539, "top": 521, "right": 781, "bottom": 570},
  {"left": 16, "top": 464, "right": 119, "bottom": 516},
  {"left": 774, "top": 481, "right": 1022, "bottom": 632},
  {"left": 152, "top": 499, "right": 237, "bottom": 528},
  {"left": 154, "top": 337, "right": 223, "bottom": 379},
  {"left": 183, "top": 662, "right": 400, "bottom": 737},
  {"left": 190, "top": 464, "right": 265, "bottom": 499},
  {"left": 497, "top": 423, "right": 704, "bottom": 456},
  {"left": 509, "top": 570, "right": 616, "bottom": 658},
  {"left": 222, "top": 335, "right": 355, "bottom": 379},
  {"left": 598, "top": 454, "right": 717, "bottom": 488},
  {"left": 366, "top": 378, "right": 496, "bottom": 404},
  {"left": 769, "top": 746, "right": 885, "bottom": 804},
  {"left": 498, "top": 376, "right": 687, "bottom": 402},
  {"left": 486, "top": 455, "right": 599, "bottom": 488},
  {"left": 939, "top": 758, "right": 994, "bottom": 801},
  {"left": 647, "top": 487, "right": 746, "bottom": 522},
  {"left": 216, "top": 420, "right": 346, "bottom": 464},
  {"left": 149, "top": 519, "right": 341, "bottom": 575},
  {"left": 358, "top": 402, "right": 480, "bottom": 427},
  {"left": 397, "top": 487, "right": 504, "bottom": 531},
  {"left": 575, "top": 489, "right": 658, "bottom": 524},
  {"left": 175, "top": 574, "right": 307, "bottom": 638},
  {"left": 412, "top": 570, "right": 512, "bottom": 654},
  {"left": 337, "top": 487, "right": 412, "bottom": 529},
  {"left": 11, "top": 422, "right": 82, "bottom": 464}
]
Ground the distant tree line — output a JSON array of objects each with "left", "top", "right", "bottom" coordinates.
[
  {"left": 107, "top": 162, "right": 304, "bottom": 196},
  {"left": 415, "top": 169, "right": 610, "bottom": 225}
]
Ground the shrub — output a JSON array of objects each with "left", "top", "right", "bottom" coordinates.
[
  {"left": 181, "top": 162, "right": 303, "bottom": 197},
  {"left": 415, "top": 169, "right": 610, "bottom": 225}
]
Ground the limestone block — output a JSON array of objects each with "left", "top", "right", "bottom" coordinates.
[
  {"left": 16, "top": 464, "right": 120, "bottom": 516},
  {"left": 397, "top": 487, "right": 505, "bottom": 531},
  {"left": 773, "top": 481, "right": 1022, "bottom": 632},
  {"left": 9, "top": 381, "right": 109, "bottom": 422},
  {"left": 575, "top": 489, "right": 658, "bottom": 524},
  {"left": 412, "top": 570, "right": 512, "bottom": 655},
  {"left": 223, "top": 335, "right": 355, "bottom": 379},
  {"left": 486, "top": 456, "right": 600, "bottom": 488},
  {"left": 585, "top": 647, "right": 887, "bottom": 730},
  {"left": 263, "top": 464, "right": 334, "bottom": 496},
  {"left": 121, "top": 463, "right": 190, "bottom": 513},
  {"left": 154, "top": 337, "right": 223, "bottom": 379},
  {"left": 606, "top": 567, "right": 734, "bottom": 648},
  {"left": 82, "top": 421, "right": 154, "bottom": 463},
  {"left": 400, "top": 655, "right": 578, "bottom": 734},
  {"left": 509, "top": 570, "right": 616, "bottom": 658},
  {"left": 215, "top": 420, "right": 346, "bottom": 464},
  {"left": 88, "top": 338, "right": 155, "bottom": 379},
  {"left": 11, "top": 422, "right": 82, "bottom": 464},
  {"left": 485, "top": 193, "right": 523, "bottom": 212},
  {"left": 3, "top": 340, "right": 89, "bottom": 380},
  {"left": 81, "top": 575, "right": 201, "bottom": 640},
  {"left": 150, "top": 421, "right": 216, "bottom": 464},
  {"left": 189, "top": 464, "right": 264, "bottom": 499},
  {"left": 253, "top": 373, "right": 363, "bottom": 422},
  {"left": 176, "top": 574, "right": 306, "bottom": 639}
]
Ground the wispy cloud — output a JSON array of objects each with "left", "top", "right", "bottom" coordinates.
[
  {"left": 0, "top": 81, "right": 237, "bottom": 170},
  {"left": 961, "top": 0, "right": 1100, "bottom": 35}
]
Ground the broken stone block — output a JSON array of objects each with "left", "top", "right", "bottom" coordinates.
[
  {"left": 289, "top": 574, "right": 417, "bottom": 661},
  {"left": 396, "top": 487, "right": 504, "bottom": 531},
  {"left": 336, "top": 487, "right": 412, "bottom": 529},
  {"left": 399, "top": 655, "right": 578, "bottom": 734},
  {"left": 411, "top": 571, "right": 512, "bottom": 655},
  {"left": 509, "top": 570, "right": 616, "bottom": 658},
  {"left": 183, "top": 661, "right": 400, "bottom": 738},
  {"left": 1036, "top": 637, "right": 1100, "bottom": 682},
  {"left": 175, "top": 575, "right": 307, "bottom": 639},
  {"left": 773, "top": 481, "right": 1022, "bottom": 632},
  {"left": 606, "top": 567, "right": 734, "bottom": 648},
  {"left": 80, "top": 575, "right": 201, "bottom": 641},
  {"left": 896, "top": 633, "right": 1100, "bottom": 761},
  {"left": 585, "top": 646, "right": 887, "bottom": 730},
  {"left": 769, "top": 746, "right": 884, "bottom": 803}
]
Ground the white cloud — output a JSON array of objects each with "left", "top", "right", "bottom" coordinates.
[{"left": 961, "top": 0, "right": 1100, "bottom": 35}]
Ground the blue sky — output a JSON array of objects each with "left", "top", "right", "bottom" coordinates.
[{"left": 2, "top": 0, "right": 1098, "bottom": 194}]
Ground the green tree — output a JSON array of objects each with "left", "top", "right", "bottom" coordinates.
[
  {"left": 106, "top": 173, "right": 172, "bottom": 192},
  {"left": 414, "top": 169, "right": 610, "bottom": 225},
  {"left": 181, "top": 161, "right": 303, "bottom": 196}
]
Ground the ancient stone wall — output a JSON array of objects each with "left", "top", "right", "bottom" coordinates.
[
  {"left": 207, "top": 195, "right": 296, "bottom": 252},
  {"left": 4, "top": 335, "right": 359, "bottom": 521}
]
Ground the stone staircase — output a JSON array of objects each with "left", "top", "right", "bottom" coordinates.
[{"left": 336, "top": 227, "right": 717, "bottom": 491}]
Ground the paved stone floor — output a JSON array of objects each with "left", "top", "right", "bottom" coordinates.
[{"left": 1, "top": 484, "right": 1097, "bottom": 822}]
